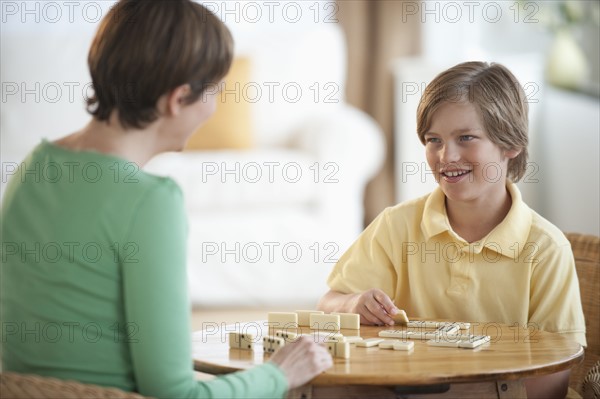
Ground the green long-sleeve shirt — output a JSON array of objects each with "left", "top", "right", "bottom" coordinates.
[{"left": 1, "top": 140, "right": 288, "bottom": 398}]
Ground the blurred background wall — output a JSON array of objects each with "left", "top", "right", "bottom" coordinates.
[{"left": 0, "top": 0, "right": 600, "bottom": 250}]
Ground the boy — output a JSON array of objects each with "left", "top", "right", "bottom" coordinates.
[{"left": 318, "top": 61, "right": 586, "bottom": 399}]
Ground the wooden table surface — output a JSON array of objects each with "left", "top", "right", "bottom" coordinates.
[{"left": 192, "top": 320, "right": 583, "bottom": 387}]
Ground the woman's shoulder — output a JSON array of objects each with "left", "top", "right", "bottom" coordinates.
[{"left": 38, "top": 139, "right": 183, "bottom": 193}]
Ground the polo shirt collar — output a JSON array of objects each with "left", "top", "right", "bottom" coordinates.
[
  {"left": 421, "top": 183, "right": 532, "bottom": 256},
  {"left": 421, "top": 187, "right": 449, "bottom": 241}
]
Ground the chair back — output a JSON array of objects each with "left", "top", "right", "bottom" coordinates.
[
  {"left": 566, "top": 232, "right": 600, "bottom": 393},
  {"left": 0, "top": 372, "right": 151, "bottom": 399}
]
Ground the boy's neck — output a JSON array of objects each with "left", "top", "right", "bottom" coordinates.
[{"left": 445, "top": 186, "right": 513, "bottom": 244}]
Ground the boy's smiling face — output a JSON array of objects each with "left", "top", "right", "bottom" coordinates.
[{"left": 424, "top": 100, "right": 519, "bottom": 205}]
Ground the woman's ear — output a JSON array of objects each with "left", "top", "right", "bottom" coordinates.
[
  {"left": 505, "top": 148, "right": 521, "bottom": 159},
  {"left": 165, "top": 84, "right": 192, "bottom": 117}
]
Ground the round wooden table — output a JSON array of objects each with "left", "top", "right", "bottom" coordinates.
[{"left": 192, "top": 320, "right": 583, "bottom": 398}]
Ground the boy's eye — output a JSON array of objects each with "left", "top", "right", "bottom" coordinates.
[
  {"left": 459, "top": 135, "right": 475, "bottom": 142},
  {"left": 426, "top": 137, "right": 441, "bottom": 144}
]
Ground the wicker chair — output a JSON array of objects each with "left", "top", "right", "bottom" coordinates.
[
  {"left": 565, "top": 233, "right": 600, "bottom": 398},
  {"left": 0, "top": 373, "right": 152, "bottom": 399}
]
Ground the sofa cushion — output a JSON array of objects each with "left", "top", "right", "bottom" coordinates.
[
  {"left": 228, "top": 22, "right": 346, "bottom": 146},
  {"left": 184, "top": 206, "right": 348, "bottom": 307},
  {"left": 144, "top": 150, "right": 318, "bottom": 211}
]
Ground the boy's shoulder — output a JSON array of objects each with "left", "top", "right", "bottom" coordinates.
[
  {"left": 382, "top": 192, "right": 432, "bottom": 224},
  {"left": 527, "top": 207, "right": 570, "bottom": 248}
]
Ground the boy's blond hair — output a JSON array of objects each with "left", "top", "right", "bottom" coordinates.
[{"left": 416, "top": 61, "right": 529, "bottom": 182}]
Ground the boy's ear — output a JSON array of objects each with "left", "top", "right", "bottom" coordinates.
[
  {"left": 505, "top": 148, "right": 521, "bottom": 159},
  {"left": 165, "top": 84, "right": 192, "bottom": 116}
]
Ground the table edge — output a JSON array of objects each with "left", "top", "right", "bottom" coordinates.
[{"left": 192, "top": 322, "right": 586, "bottom": 386}]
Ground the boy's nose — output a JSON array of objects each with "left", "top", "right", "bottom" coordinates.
[{"left": 440, "top": 144, "right": 460, "bottom": 164}]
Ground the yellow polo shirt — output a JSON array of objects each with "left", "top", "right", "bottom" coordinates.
[{"left": 328, "top": 183, "right": 587, "bottom": 347}]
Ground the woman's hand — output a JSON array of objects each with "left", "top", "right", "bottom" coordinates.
[{"left": 269, "top": 336, "right": 333, "bottom": 390}]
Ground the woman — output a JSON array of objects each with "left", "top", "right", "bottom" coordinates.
[{"left": 0, "top": 1, "right": 332, "bottom": 398}]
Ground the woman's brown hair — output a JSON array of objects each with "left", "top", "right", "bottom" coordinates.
[{"left": 87, "top": 0, "right": 233, "bottom": 129}]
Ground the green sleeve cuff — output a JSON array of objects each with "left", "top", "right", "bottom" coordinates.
[
  {"left": 193, "top": 362, "right": 289, "bottom": 399},
  {"left": 258, "top": 362, "right": 289, "bottom": 397}
]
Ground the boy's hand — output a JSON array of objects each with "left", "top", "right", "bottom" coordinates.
[{"left": 351, "top": 288, "right": 399, "bottom": 326}]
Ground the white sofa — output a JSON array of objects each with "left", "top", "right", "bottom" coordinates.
[{"left": 1, "top": 1, "right": 385, "bottom": 308}]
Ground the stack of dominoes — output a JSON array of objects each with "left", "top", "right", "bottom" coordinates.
[
  {"left": 227, "top": 310, "right": 371, "bottom": 359},
  {"left": 266, "top": 309, "right": 408, "bottom": 330},
  {"left": 266, "top": 310, "right": 362, "bottom": 331},
  {"left": 265, "top": 310, "right": 365, "bottom": 358},
  {"left": 229, "top": 310, "right": 486, "bottom": 358},
  {"left": 378, "top": 321, "right": 490, "bottom": 349}
]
